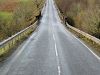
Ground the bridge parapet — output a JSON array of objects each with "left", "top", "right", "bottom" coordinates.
[
  {"left": 0, "top": 20, "right": 37, "bottom": 59},
  {"left": 66, "top": 23, "right": 100, "bottom": 53}
]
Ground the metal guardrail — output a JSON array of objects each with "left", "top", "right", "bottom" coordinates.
[
  {"left": 55, "top": 2, "right": 100, "bottom": 49},
  {"left": 0, "top": 20, "right": 38, "bottom": 56},
  {"left": 66, "top": 23, "right": 100, "bottom": 46},
  {"left": 0, "top": 0, "right": 45, "bottom": 58}
]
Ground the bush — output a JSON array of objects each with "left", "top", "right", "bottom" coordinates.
[
  {"left": 0, "top": 12, "right": 13, "bottom": 37},
  {"left": 75, "top": 7, "right": 100, "bottom": 38},
  {"left": 55, "top": 0, "right": 100, "bottom": 39},
  {"left": 0, "top": 0, "right": 45, "bottom": 41}
]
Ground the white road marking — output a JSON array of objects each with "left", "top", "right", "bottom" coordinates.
[
  {"left": 71, "top": 34, "right": 100, "bottom": 60},
  {"left": 1, "top": 32, "right": 37, "bottom": 75},
  {"left": 58, "top": 66, "right": 61, "bottom": 75},
  {"left": 58, "top": 10, "right": 100, "bottom": 60},
  {"left": 55, "top": 42, "right": 58, "bottom": 57},
  {"left": 65, "top": 26, "right": 100, "bottom": 60},
  {"left": 49, "top": 0, "right": 61, "bottom": 74},
  {"left": 53, "top": 33, "right": 61, "bottom": 75}
]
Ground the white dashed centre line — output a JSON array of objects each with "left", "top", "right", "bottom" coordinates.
[{"left": 53, "top": 33, "right": 61, "bottom": 75}]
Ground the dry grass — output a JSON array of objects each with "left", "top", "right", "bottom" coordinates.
[
  {"left": 55, "top": 0, "right": 100, "bottom": 39},
  {"left": 0, "top": 0, "right": 19, "bottom": 12},
  {"left": 0, "top": 0, "right": 45, "bottom": 42}
]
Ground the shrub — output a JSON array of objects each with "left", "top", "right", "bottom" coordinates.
[
  {"left": 55, "top": 0, "right": 100, "bottom": 39},
  {"left": 0, "top": 0, "right": 45, "bottom": 41}
]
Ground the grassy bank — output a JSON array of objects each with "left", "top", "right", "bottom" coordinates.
[
  {"left": 55, "top": 0, "right": 100, "bottom": 39},
  {"left": 0, "top": 0, "right": 45, "bottom": 42}
]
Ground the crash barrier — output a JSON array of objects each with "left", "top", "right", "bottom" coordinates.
[{"left": 0, "top": 20, "right": 38, "bottom": 56}]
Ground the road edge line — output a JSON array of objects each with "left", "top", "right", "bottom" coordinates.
[{"left": 70, "top": 32, "right": 100, "bottom": 60}]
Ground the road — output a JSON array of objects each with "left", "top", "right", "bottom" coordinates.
[{"left": 0, "top": 0, "right": 100, "bottom": 75}]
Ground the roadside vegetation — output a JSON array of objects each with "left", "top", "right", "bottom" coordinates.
[
  {"left": 0, "top": 0, "right": 45, "bottom": 42},
  {"left": 55, "top": 0, "right": 100, "bottom": 39}
]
